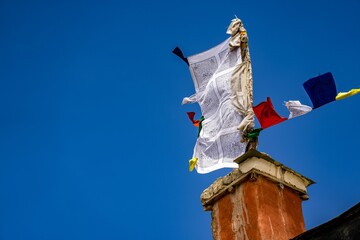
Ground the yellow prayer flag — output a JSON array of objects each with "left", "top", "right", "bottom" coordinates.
[
  {"left": 189, "top": 158, "right": 198, "bottom": 172},
  {"left": 336, "top": 88, "right": 360, "bottom": 101}
]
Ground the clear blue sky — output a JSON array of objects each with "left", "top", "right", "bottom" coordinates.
[{"left": 0, "top": 0, "right": 359, "bottom": 239}]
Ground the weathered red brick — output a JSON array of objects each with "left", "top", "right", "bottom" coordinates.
[{"left": 211, "top": 175, "right": 306, "bottom": 240}]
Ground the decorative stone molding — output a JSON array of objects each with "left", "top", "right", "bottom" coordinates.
[
  {"left": 201, "top": 168, "right": 245, "bottom": 210},
  {"left": 235, "top": 149, "right": 314, "bottom": 193},
  {"left": 200, "top": 149, "right": 314, "bottom": 211}
]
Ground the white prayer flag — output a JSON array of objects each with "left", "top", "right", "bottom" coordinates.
[
  {"left": 183, "top": 38, "right": 247, "bottom": 173},
  {"left": 285, "top": 100, "right": 312, "bottom": 119}
]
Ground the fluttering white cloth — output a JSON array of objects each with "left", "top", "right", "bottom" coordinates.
[
  {"left": 285, "top": 100, "right": 312, "bottom": 119},
  {"left": 182, "top": 18, "right": 256, "bottom": 173},
  {"left": 183, "top": 38, "right": 247, "bottom": 173}
]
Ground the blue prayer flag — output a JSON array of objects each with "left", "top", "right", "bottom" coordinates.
[{"left": 303, "top": 72, "right": 337, "bottom": 109}]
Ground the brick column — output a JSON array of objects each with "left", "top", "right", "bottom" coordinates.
[{"left": 201, "top": 149, "right": 314, "bottom": 240}]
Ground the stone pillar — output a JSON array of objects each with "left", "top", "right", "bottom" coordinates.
[{"left": 201, "top": 149, "right": 314, "bottom": 240}]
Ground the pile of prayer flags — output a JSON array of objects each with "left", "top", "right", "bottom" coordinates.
[
  {"left": 249, "top": 72, "right": 359, "bottom": 137},
  {"left": 175, "top": 18, "right": 359, "bottom": 174}
]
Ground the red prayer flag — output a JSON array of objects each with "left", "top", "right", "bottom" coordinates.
[
  {"left": 253, "top": 97, "right": 287, "bottom": 129},
  {"left": 187, "top": 112, "right": 200, "bottom": 127}
]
